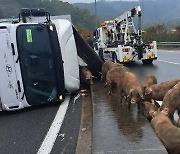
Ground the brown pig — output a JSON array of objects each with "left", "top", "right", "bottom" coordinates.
[
  {"left": 106, "top": 67, "right": 145, "bottom": 109},
  {"left": 151, "top": 111, "right": 180, "bottom": 154},
  {"left": 177, "top": 117, "right": 180, "bottom": 128},
  {"left": 142, "top": 74, "right": 157, "bottom": 88},
  {"left": 140, "top": 100, "right": 160, "bottom": 121},
  {"left": 105, "top": 66, "right": 129, "bottom": 95},
  {"left": 159, "top": 81, "right": 180, "bottom": 120},
  {"left": 101, "top": 61, "right": 123, "bottom": 82},
  {"left": 123, "top": 71, "right": 145, "bottom": 109},
  {"left": 80, "top": 66, "right": 94, "bottom": 89},
  {"left": 144, "top": 79, "right": 180, "bottom": 101}
]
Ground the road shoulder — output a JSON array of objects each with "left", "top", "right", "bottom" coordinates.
[{"left": 76, "top": 90, "right": 92, "bottom": 154}]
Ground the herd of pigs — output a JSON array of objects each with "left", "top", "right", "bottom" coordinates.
[{"left": 80, "top": 61, "right": 180, "bottom": 154}]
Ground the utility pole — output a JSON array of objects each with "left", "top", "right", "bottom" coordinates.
[{"left": 95, "top": 0, "right": 97, "bottom": 29}]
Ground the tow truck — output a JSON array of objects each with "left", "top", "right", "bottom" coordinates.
[
  {"left": 0, "top": 8, "right": 103, "bottom": 111},
  {"left": 93, "top": 6, "right": 157, "bottom": 64}
]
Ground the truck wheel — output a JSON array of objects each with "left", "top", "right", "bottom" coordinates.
[
  {"left": 142, "top": 59, "right": 153, "bottom": 65},
  {"left": 112, "top": 53, "right": 118, "bottom": 63},
  {"left": 99, "top": 49, "right": 104, "bottom": 61}
]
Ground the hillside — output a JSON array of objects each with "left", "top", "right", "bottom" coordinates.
[
  {"left": 73, "top": 0, "right": 180, "bottom": 28},
  {"left": 0, "top": 0, "right": 97, "bottom": 30}
]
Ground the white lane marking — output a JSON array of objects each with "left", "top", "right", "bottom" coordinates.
[
  {"left": 37, "top": 96, "right": 70, "bottom": 154},
  {"left": 73, "top": 92, "right": 81, "bottom": 103},
  {"left": 157, "top": 59, "right": 180, "bottom": 65},
  {"left": 158, "top": 50, "right": 180, "bottom": 53}
]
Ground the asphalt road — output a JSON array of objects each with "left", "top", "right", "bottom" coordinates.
[{"left": 0, "top": 49, "right": 179, "bottom": 154}]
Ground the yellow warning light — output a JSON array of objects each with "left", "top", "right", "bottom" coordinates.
[
  {"left": 101, "top": 20, "right": 110, "bottom": 26},
  {"left": 49, "top": 25, "right": 53, "bottom": 31},
  {"left": 59, "top": 95, "right": 63, "bottom": 100},
  {"left": 104, "top": 20, "right": 110, "bottom": 24}
]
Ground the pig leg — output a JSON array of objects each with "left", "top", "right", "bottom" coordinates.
[
  {"left": 104, "top": 82, "right": 112, "bottom": 95},
  {"left": 126, "top": 96, "right": 131, "bottom": 110},
  {"left": 111, "top": 82, "right": 117, "bottom": 94},
  {"left": 119, "top": 89, "right": 124, "bottom": 106},
  {"left": 137, "top": 102, "right": 142, "bottom": 111},
  {"left": 177, "top": 117, "right": 180, "bottom": 128}
]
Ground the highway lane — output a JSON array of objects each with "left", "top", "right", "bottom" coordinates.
[
  {"left": 0, "top": 102, "right": 60, "bottom": 154},
  {"left": 0, "top": 94, "right": 82, "bottom": 154},
  {"left": 127, "top": 49, "right": 180, "bottom": 82},
  {"left": 0, "top": 49, "right": 179, "bottom": 154},
  {"left": 157, "top": 49, "right": 180, "bottom": 65}
]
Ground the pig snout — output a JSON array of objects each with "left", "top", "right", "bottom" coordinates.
[
  {"left": 130, "top": 97, "right": 137, "bottom": 104},
  {"left": 85, "top": 73, "right": 93, "bottom": 84},
  {"left": 86, "top": 78, "right": 93, "bottom": 84}
]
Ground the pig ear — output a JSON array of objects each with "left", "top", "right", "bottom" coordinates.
[
  {"left": 162, "top": 108, "right": 169, "bottom": 116},
  {"left": 145, "top": 87, "right": 152, "bottom": 95}
]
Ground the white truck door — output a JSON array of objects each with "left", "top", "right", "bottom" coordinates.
[{"left": 0, "top": 28, "right": 21, "bottom": 110}]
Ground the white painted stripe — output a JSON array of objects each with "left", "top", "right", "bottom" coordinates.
[
  {"left": 157, "top": 59, "right": 180, "bottom": 65},
  {"left": 37, "top": 96, "right": 70, "bottom": 154}
]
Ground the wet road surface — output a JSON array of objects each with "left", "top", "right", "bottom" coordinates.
[
  {"left": 0, "top": 50, "right": 179, "bottom": 153},
  {"left": 91, "top": 82, "right": 167, "bottom": 154}
]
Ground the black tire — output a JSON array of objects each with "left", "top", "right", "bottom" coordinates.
[
  {"left": 112, "top": 53, "right": 118, "bottom": 63},
  {"left": 142, "top": 59, "right": 153, "bottom": 65}
]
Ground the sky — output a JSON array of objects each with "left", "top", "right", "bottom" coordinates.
[{"left": 61, "top": 0, "right": 139, "bottom": 4}]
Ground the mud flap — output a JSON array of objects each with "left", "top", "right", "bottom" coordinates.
[{"left": 72, "top": 26, "right": 103, "bottom": 78}]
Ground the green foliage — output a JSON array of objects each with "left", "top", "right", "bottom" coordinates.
[
  {"left": 0, "top": 0, "right": 96, "bottom": 31},
  {"left": 143, "top": 24, "right": 180, "bottom": 42}
]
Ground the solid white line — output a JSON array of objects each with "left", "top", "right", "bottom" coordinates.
[
  {"left": 157, "top": 59, "right": 180, "bottom": 65},
  {"left": 37, "top": 96, "right": 70, "bottom": 154}
]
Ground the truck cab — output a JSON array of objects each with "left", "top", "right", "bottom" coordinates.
[
  {"left": 0, "top": 8, "right": 103, "bottom": 111},
  {"left": 0, "top": 9, "right": 66, "bottom": 110}
]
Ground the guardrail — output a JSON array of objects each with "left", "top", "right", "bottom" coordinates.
[{"left": 157, "top": 42, "right": 180, "bottom": 46}]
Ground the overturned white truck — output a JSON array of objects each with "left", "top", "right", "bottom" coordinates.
[
  {"left": 94, "top": 6, "right": 157, "bottom": 64},
  {"left": 0, "top": 8, "right": 103, "bottom": 111}
]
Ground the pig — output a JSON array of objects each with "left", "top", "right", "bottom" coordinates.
[
  {"left": 80, "top": 66, "right": 94, "bottom": 89},
  {"left": 159, "top": 81, "right": 180, "bottom": 121},
  {"left": 177, "top": 117, "right": 180, "bottom": 128},
  {"left": 105, "top": 65, "right": 129, "bottom": 95},
  {"left": 106, "top": 67, "right": 144, "bottom": 109},
  {"left": 122, "top": 71, "right": 145, "bottom": 109},
  {"left": 144, "top": 79, "right": 180, "bottom": 101},
  {"left": 151, "top": 111, "right": 180, "bottom": 154},
  {"left": 142, "top": 74, "right": 157, "bottom": 88},
  {"left": 101, "top": 61, "right": 123, "bottom": 82},
  {"left": 140, "top": 100, "right": 160, "bottom": 121}
]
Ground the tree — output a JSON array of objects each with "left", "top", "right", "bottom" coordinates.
[
  {"left": 0, "top": 0, "right": 97, "bottom": 32},
  {"left": 143, "top": 24, "right": 167, "bottom": 42}
]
